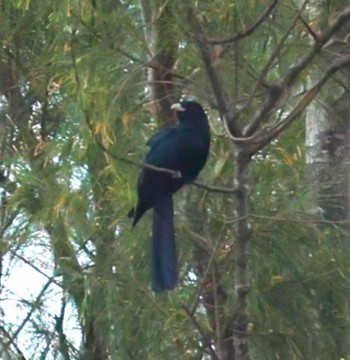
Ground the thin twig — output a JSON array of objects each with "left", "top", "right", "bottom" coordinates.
[
  {"left": 12, "top": 252, "right": 62, "bottom": 288},
  {"left": 182, "top": 304, "right": 220, "bottom": 360},
  {"left": 298, "top": 13, "right": 319, "bottom": 41},
  {"left": 69, "top": 31, "right": 81, "bottom": 89},
  {"left": 7, "top": 278, "right": 54, "bottom": 349},
  {"left": 212, "top": 271, "right": 223, "bottom": 359},
  {"left": 0, "top": 324, "right": 27, "bottom": 360},
  {"left": 189, "top": 231, "right": 225, "bottom": 315},
  {"left": 55, "top": 297, "right": 71, "bottom": 360},
  {"left": 251, "top": 213, "right": 350, "bottom": 225},
  {"left": 191, "top": 181, "right": 238, "bottom": 194},
  {"left": 242, "top": 0, "right": 310, "bottom": 137}
]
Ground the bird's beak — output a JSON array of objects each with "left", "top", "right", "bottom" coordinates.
[{"left": 171, "top": 103, "right": 185, "bottom": 112}]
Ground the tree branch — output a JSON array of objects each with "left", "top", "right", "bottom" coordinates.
[
  {"left": 252, "top": 54, "right": 350, "bottom": 152},
  {"left": 251, "top": 213, "right": 350, "bottom": 225},
  {"left": 55, "top": 297, "right": 71, "bottom": 360},
  {"left": 242, "top": 4, "right": 350, "bottom": 139},
  {"left": 13, "top": 253, "right": 62, "bottom": 288},
  {"left": 242, "top": 0, "right": 309, "bottom": 137},
  {"left": 190, "top": 181, "right": 238, "bottom": 194},
  {"left": 0, "top": 324, "right": 26, "bottom": 360},
  {"left": 189, "top": 232, "right": 224, "bottom": 316},
  {"left": 298, "top": 13, "right": 319, "bottom": 42},
  {"left": 184, "top": 3, "right": 241, "bottom": 136},
  {"left": 182, "top": 304, "right": 220, "bottom": 360},
  {"left": 201, "top": 0, "right": 279, "bottom": 45},
  {"left": 8, "top": 278, "right": 54, "bottom": 349}
]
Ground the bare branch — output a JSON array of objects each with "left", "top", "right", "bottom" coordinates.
[
  {"left": 8, "top": 278, "right": 54, "bottom": 350},
  {"left": 250, "top": 54, "right": 350, "bottom": 153},
  {"left": 0, "top": 324, "right": 26, "bottom": 360},
  {"left": 201, "top": 0, "right": 279, "bottom": 45},
  {"left": 55, "top": 298, "right": 71, "bottom": 360},
  {"left": 252, "top": 213, "right": 350, "bottom": 225},
  {"left": 189, "top": 232, "right": 225, "bottom": 316},
  {"left": 182, "top": 304, "right": 220, "bottom": 360},
  {"left": 191, "top": 181, "right": 238, "bottom": 194},
  {"left": 242, "top": 0, "right": 309, "bottom": 137},
  {"left": 280, "top": 5, "right": 350, "bottom": 88},
  {"left": 13, "top": 253, "right": 62, "bottom": 288},
  {"left": 184, "top": 4, "right": 241, "bottom": 136},
  {"left": 298, "top": 14, "right": 319, "bottom": 42},
  {"left": 243, "top": 4, "right": 350, "bottom": 139}
]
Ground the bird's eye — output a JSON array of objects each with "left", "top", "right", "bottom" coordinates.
[{"left": 187, "top": 105, "right": 199, "bottom": 112}]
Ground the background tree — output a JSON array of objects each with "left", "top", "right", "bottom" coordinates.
[{"left": 0, "top": 1, "right": 349, "bottom": 359}]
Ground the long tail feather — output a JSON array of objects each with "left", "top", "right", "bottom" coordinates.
[{"left": 152, "top": 196, "right": 178, "bottom": 292}]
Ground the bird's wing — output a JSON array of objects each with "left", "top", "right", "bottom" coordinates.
[
  {"left": 146, "top": 127, "right": 177, "bottom": 148},
  {"left": 145, "top": 128, "right": 183, "bottom": 168}
]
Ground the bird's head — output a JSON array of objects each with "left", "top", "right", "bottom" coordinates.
[{"left": 171, "top": 100, "right": 207, "bottom": 125}]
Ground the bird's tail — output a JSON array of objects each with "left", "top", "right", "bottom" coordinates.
[
  {"left": 152, "top": 196, "right": 178, "bottom": 292},
  {"left": 128, "top": 206, "right": 145, "bottom": 227}
]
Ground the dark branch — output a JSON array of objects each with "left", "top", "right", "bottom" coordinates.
[
  {"left": 0, "top": 324, "right": 27, "bottom": 360},
  {"left": 182, "top": 304, "right": 220, "bottom": 360},
  {"left": 242, "top": 0, "right": 309, "bottom": 137},
  {"left": 251, "top": 54, "right": 350, "bottom": 153},
  {"left": 252, "top": 213, "right": 350, "bottom": 225},
  {"left": 201, "top": 0, "right": 279, "bottom": 45},
  {"left": 243, "top": 4, "right": 350, "bottom": 138},
  {"left": 191, "top": 181, "right": 238, "bottom": 194},
  {"left": 281, "top": 5, "right": 350, "bottom": 88},
  {"left": 298, "top": 14, "right": 319, "bottom": 42},
  {"left": 8, "top": 279, "right": 54, "bottom": 349},
  {"left": 184, "top": 4, "right": 241, "bottom": 137}
]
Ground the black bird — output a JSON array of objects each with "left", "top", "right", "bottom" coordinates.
[{"left": 129, "top": 100, "right": 210, "bottom": 292}]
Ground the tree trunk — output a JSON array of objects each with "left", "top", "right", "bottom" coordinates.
[
  {"left": 232, "top": 150, "right": 252, "bottom": 360},
  {"left": 139, "top": 0, "right": 178, "bottom": 126},
  {"left": 306, "top": 1, "right": 350, "bottom": 222},
  {"left": 305, "top": 3, "right": 350, "bottom": 358}
]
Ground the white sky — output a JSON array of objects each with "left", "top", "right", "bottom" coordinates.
[{"left": 1, "top": 243, "right": 81, "bottom": 358}]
